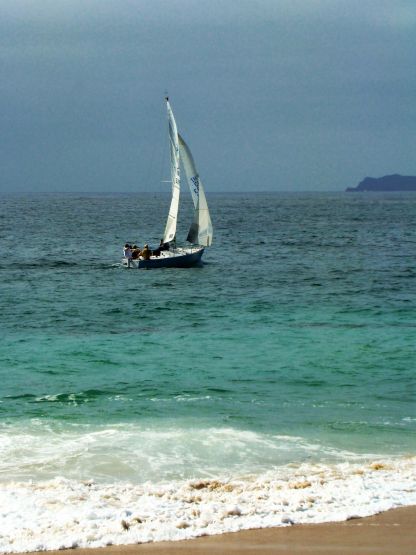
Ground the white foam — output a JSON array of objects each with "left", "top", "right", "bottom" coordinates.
[
  {"left": 1, "top": 422, "right": 370, "bottom": 483},
  {"left": 1, "top": 422, "right": 415, "bottom": 552},
  {"left": 0, "top": 457, "right": 415, "bottom": 553}
]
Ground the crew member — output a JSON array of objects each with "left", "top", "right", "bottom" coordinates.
[{"left": 141, "top": 244, "right": 151, "bottom": 260}]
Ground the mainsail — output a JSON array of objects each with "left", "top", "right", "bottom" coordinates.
[
  {"left": 163, "top": 99, "right": 180, "bottom": 243},
  {"left": 179, "top": 134, "right": 213, "bottom": 246}
]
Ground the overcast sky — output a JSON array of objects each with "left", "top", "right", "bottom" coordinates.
[{"left": 1, "top": 0, "right": 415, "bottom": 192}]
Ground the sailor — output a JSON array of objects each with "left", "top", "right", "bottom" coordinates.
[
  {"left": 159, "top": 239, "right": 170, "bottom": 251},
  {"left": 131, "top": 245, "right": 141, "bottom": 259},
  {"left": 141, "top": 244, "right": 151, "bottom": 260},
  {"left": 123, "top": 243, "right": 133, "bottom": 267}
]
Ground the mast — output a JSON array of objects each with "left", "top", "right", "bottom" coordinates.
[{"left": 163, "top": 97, "right": 180, "bottom": 243}]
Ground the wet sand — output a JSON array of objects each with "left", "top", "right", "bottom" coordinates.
[{"left": 22, "top": 505, "right": 416, "bottom": 555}]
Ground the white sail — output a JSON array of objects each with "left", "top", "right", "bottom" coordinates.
[
  {"left": 178, "top": 133, "right": 213, "bottom": 246},
  {"left": 163, "top": 99, "right": 180, "bottom": 243}
]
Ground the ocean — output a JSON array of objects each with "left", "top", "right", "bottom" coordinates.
[{"left": 1, "top": 191, "right": 415, "bottom": 552}]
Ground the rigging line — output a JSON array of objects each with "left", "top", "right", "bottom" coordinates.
[
  {"left": 158, "top": 114, "right": 169, "bottom": 191},
  {"left": 142, "top": 99, "right": 168, "bottom": 192}
]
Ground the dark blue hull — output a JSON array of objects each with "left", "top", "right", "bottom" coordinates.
[{"left": 123, "top": 248, "right": 204, "bottom": 269}]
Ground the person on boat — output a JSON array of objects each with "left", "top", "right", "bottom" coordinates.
[
  {"left": 123, "top": 243, "right": 133, "bottom": 267},
  {"left": 152, "top": 239, "right": 166, "bottom": 257},
  {"left": 131, "top": 245, "right": 141, "bottom": 259},
  {"left": 159, "top": 239, "right": 170, "bottom": 251},
  {"left": 141, "top": 244, "right": 151, "bottom": 260}
]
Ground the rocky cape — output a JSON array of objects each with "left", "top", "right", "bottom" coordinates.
[{"left": 346, "top": 174, "right": 416, "bottom": 192}]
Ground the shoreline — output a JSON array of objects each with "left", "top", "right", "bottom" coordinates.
[{"left": 21, "top": 505, "right": 416, "bottom": 555}]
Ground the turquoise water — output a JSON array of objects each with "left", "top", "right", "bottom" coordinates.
[{"left": 1, "top": 192, "right": 416, "bottom": 551}]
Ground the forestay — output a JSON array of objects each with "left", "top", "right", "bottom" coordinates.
[{"left": 179, "top": 134, "right": 213, "bottom": 247}]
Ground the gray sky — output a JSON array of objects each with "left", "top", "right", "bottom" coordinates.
[{"left": 1, "top": 0, "right": 415, "bottom": 192}]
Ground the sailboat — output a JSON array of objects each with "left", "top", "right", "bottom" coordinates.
[{"left": 122, "top": 97, "right": 213, "bottom": 269}]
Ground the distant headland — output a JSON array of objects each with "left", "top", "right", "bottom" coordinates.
[{"left": 346, "top": 174, "right": 416, "bottom": 192}]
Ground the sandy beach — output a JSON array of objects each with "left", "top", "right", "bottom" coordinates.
[{"left": 21, "top": 505, "right": 416, "bottom": 555}]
